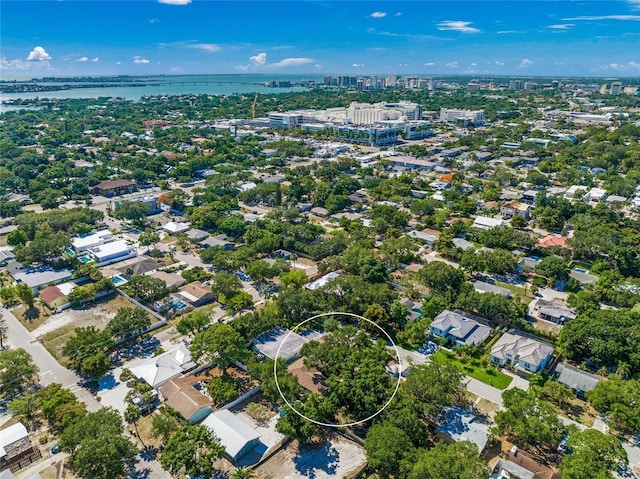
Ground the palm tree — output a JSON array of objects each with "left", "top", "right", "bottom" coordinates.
[
  {"left": 616, "top": 361, "right": 631, "bottom": 379},
  {"left": 231, "top": 467, "right": 256, "bottom": 479}
]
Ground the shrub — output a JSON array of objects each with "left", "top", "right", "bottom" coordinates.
[{"left": 207, "top": 376, "right": 239, "bottom": 405}]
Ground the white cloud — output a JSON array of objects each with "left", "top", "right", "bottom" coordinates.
[
  {"left": 495, "top": 60, "right": 505, "bottom": 66},
  {"left": 92, "top": 57, "right": 99, "bottom": 62},
  {"left": 150, "top": 18, "right": 160, "bottom": 23},
  {"left": 250, "top": 52, "right": 267, "bottom": 66},
  {"left": 170, "top": 66, "right": 183, "bottom": 73},
  {"left": 133, "top": 56, "right": 150, "bottom": 64},
  {"left": 563, "top": 15, "right": 640, "bottom": 21},
  {"left": 437, "top": 20, "right": 480, "bottom": 33},
  {"left": 395, "top": 12, "right": 402, "bottom": 16},
  {"left": 609, "top": 61, "right": 640, "bottom": 70},
  {"left": 188, "top": 43, "right": 221, "bottom": 53},
  {"left": 352, "top": 63, "right": 366, "bottom": 67},
  {"left": 519, "top": 58, "right": 534, "bottom": 68},
  {"left": 269, "top": 57, "right": 314, "bottom": 68},
  {"left": 1, "top": 58, "right": 28, "bottom": 70},
  {"left": 26, "top": 46, "right": 51, "bottom": 61},
  {"left": 76, "top": 56, "right": 89, "bottom": 62},
  {"left": 398, "top": 63, "right": 408, "bottom": 67},
  {"left": 424, "top": 62, "right": 435, "bottom": 66},
  {"left": 496, "top": 30, "right": 523, "bottom": 34},
  {"left": 629, "top": 61, "right": 640, "bottom": 68},
  {"left": 370, "top": 11, "right": 387, "bottom": 18},
  {"left": 446, "top": 61, "right": 459, "bottom": 68},
  {"left": 116, "top": 61, "right": 122, "bottom": 65},
  {"left": 548, "top": 24, "right": 574, "bottom": 30},
  {"left": 158, "top": 0, "right": 191, "bottom": 5},
  {"left": 470, "top": 62, "right": 477, "bottom": 66}
]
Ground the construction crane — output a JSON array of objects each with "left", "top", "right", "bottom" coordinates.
[{"left": 251, "top": 92, "right": 258, "bottom": 119}]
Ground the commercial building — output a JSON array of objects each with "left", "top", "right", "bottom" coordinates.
[
  {"left": 439, "top": 108, "right": 484, "bottom": 126},
  {"left": 92, "top": 179, "right": 137, "bottom": 197},
  {"left": 0, "top": 423, "right": 41, "bottom": 473}
]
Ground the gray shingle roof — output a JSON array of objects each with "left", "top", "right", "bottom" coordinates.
[{"left": 555, "top": 363, "right": 601, "bottom": 394}]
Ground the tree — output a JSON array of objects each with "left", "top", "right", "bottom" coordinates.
[
  {"left": 539, "top": 380, "right": 573, "bottom": 407},
  {"left": 409, "top": 441, "right": 489, "bottom": 479},
  {"left": 227, "top": 291, "right": 254, "bottom": 315},
  {"left": 63, "top": 326, "right": 114, "bottom": 379},
  {"left": 6, "top": 229, "right": 28, "bottom": 246},
  {"left": 120, "top": 275, "right": 167, "bottom": 303},
  {"left": 150, "top": 407, "right": 181, "bottom": 443},
  {"left": 124, "top": 404, "right": 142, "bottom": 443},
  {"left": 107, "top": 308, "right": 151, "bottom": 342},
  {"left": 510, "top": 214, "right": 529, "bottom": 229},
  {"left": 137, "top": 231, "right": 160, "bottom": 252},
  {"left": 211, "top": 271, "right": 243, "bottom": 302},
  {"left": 493, "top": 388, "right": 566, "bottom": 450},
  {"left": 0, "top": 311, "right": 7, "bottom": 349},
  {"left": 587, "top": 378, "right": 640, "bottom": 433},
  {"left": 364, "top": 422, "right": 415, "bottom": 479},
  {"left": 0, "top": 287, "right": 16, "bottom": 307},
  {"left": 190, "top": 323, "right": 246, "bottom": 372},
  {"left": 60, "top": 407, "right": 138, "bottom": 479},
  {"left": 402, "top": 361, "right": 465, "bottom": 422},
  {"left": 0, "top": 348, "right": 38, "bottom": 395},
  {"left": 275, "top": 403, "right": 319, "bottom": 442},
  {"left": 560, "top": 429, "right": 627, "bottom": 479},
  {"left": 536, "top": 255, "right": 570, "bottom": 284},
  {"left": 231, "top": 467, "right": 256, "bottom": 479},
  {"left": 176, "top": 309, "right": 211, "bottom": 336},
  {"left": 14, "top": 283, "right": 35, "bottom": 309},
  {"left": 160, "top": 424, "right": 224, "bottom": 478},
  {"left": 112, "top": 200, "right": 150, "bottom": 224},
  {"left": 418, "top": 262, "right": 465, "bottom": 300}
]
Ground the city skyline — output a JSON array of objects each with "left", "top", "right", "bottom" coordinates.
[{"left": 1, "top": 1, "right": 640, "bottom": 78}]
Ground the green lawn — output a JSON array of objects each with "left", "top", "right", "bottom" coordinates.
[
  {"left": 431, "top": 349, "right": 513, "bottom": 390},
  {"left": 496, "top": 281, "right": 535, "bottom": 305}
]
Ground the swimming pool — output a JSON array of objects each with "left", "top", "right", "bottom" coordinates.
[
  {"left": 169, "top": 299, "right": 188, "bottom": 310},
  {"left": 573, "top": 268, "right": 588, "bottom": 274},
  {"left": 111, "top": 275, "right": 128, "bottom": 286},
  {"left": 78, "top": 256, "right": 92, "bottom": 264}
]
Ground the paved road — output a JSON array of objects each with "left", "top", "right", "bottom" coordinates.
[
  {"left": 3, "top": 307, "right": 172, "bottom": 479},
  {"left": 2, "top": 306, "right": 101, "bottom": 412}
]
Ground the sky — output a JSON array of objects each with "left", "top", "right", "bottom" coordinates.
[{"left": 1, "top": 1, "right": 640, "bottom": 78}]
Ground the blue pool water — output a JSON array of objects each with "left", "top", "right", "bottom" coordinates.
[
  {"left": 573, "top": 268, "right": 588, "bottom": 273},
  {"left": 79, "top": 256, "right": 91, "bottom": 264},
  {"left": 169, "top": 300, "right": 187, "bottom": 310},
  {"left": 112, "top": 275, "right": 127, "bottom": 286}
]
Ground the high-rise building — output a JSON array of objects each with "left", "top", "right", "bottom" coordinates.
[
  {"left": 610, "top": 81, "right": 622, "bottom": 95},
  {"left": 509, "top": 80, "right": 524, "bottom": 90}
]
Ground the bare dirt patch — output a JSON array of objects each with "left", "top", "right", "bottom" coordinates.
[
  {"left": 39, "top": 295, "right": 132, "bottom": 364},
  {"left": 254, "top": 433, "right": 366, "bottom": 479},
  {"left": 33, "top": 294, "right": 131, "bottom": 338}
]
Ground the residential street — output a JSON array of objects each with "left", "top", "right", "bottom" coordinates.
[{"left": 3, "top": 306, "right": 172, "bottom": 479}]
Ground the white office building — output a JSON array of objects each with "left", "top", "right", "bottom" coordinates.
[{"left": 439, "top": 108, "right": 484, "bottom": 126}]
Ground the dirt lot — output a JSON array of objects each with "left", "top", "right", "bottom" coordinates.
[
  {"left": 38, "top": 295, "right": 132, "bottom": 363},
  {"left": 529, "top": 318, "right": 563, "bottom": 334},
  {"left": 254, "top": 433, "right": 366, "bottom": 479}
]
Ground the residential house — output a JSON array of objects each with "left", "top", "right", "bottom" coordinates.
[
  {"left": 199, "top": 234, "right": 235, "bottom": 250},
  {"left": 88, "top": 240, "right": 137, "bottom": 266},
  {"left": 129, "top": 345, "right": 196, "bottom": 388},
  {"left": 452, "top": 238, "right": 475, "bottom": 251},
  {"left": 554, "top": 363, "right": 601, "bottom": 399},
  {"left": 72, "top": 230, "right": 114, "bottom": 253},
  {"left": 584, "top": 187, "right": 607, "bottom": 205},
  {"left": 564, "top": 185, "right": 588, "bottom": 201},
  {"left": 116, "top": 257, "right": 161, "bottom": 278},
  {"left": 537, "top": 235, "right": 569, "bottom": 249},
  {"left": 158, "top": 377, "right": 212, "bottom": 424},
  {"left": 348, "top": 191, "right": 369, "bottom": 204},
  {"left": 115, "top": 194, "right": 160, "bottom": 215},
  {"left": 149, "top": 270, "right": 185, "bottom": 289},
  {"left": 39, "top": 285, "right": 70, "bottom": 312},
  {"left": 287, "top": 358, "right": 328, "bottom": 394},
  {"left": 408, "top": 230, "right": 437, "bottom": 247},
  {"left": 500, "top": 201, "right": 531, "bottom": 219},
  {"left": 520, "top": 189, "right": 539, "bottom": 205},
  {"left": 473, "top": 281, "right": 511, "bottom": 297},
  {"left": 436, "top": 407, "right": 490, "bottom": 454},
  {"left": 185, "top": 229, "right": 209, "bottom": 242},
  {"left": 429, "top": 310, "right": 492, "bottom": 347},
  {"left": 162, "top": 221, "right": 191, "bottom": 235},
  {"left": 201, "top": 409, "right": 261, "bottom": 463},
  {"left": 310, "top": 206, "right": 329, "bottom": 218},
  {"left": 517, "top": 256, "right": 541, "bottom": 273},
  {"left": 176, "top": 281, "right": 213, "bottom": 307},
  {"left": 0, "top": 250, "right": 15, "bottom": 267},
  {"left": 491, "top": 456, "right": 555, "bottom": 479},
  {"left": 0, "top": 423, "right": 41, "bottom": 473},
  {"left": 12, "top": 268, "right": 73, "bottom": 294},
  {"left": 92, "top": 179, "right": 137, "bottom": 197},
  {"left": 472, "top": 216, "right": 505, "bottom": 230},
  {"left": 490, "top": 330, "right": 554, "bottom": 374},
  {"left": 304, "top": 271, "right": 340, "bottom": 291},
  {"left": 532, "top": 299, "right": 577, "bottom": 324}
]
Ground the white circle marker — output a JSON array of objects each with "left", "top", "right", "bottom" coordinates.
[{"left": 274, "top": 311, "right": 402, "bottom": 428}]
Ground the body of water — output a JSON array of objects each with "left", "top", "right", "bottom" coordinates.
[{"left": 0, "top": 74, "right": 322, "bottom": 105}]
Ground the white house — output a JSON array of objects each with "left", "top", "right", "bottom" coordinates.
[
  {"left": 72, "top": 230, "right": 114, "bottom": 253},
  {"left": 472, "top": 216, "right": 505, "bottom": 230},
  {"left": 584, "top": 187, "right": 607, "bottom": 205},
  {"left": 162, "top": 221, "right": 191, "bottom": 235},
  {"left": 13, "top": 268, "right": 73, "bottom": 294},
  {"left": 88, "top": 240, "right": 137, "bottom": 266},
  {"left": 129, "top": 345, "right": 196, "bottom": 388},
  {"left": 201, "top": 409, "right": 261, "bottom": 463},
  {"left": 490, "top": 331, "right": 554, "bottom": 374},
  {"left": 429, "top": 310, "right": 492, "bottom": 347}
]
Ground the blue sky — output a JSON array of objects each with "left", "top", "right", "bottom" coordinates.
[{"left": 1, "top": 1, "right": 640, "bottom": 78}]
